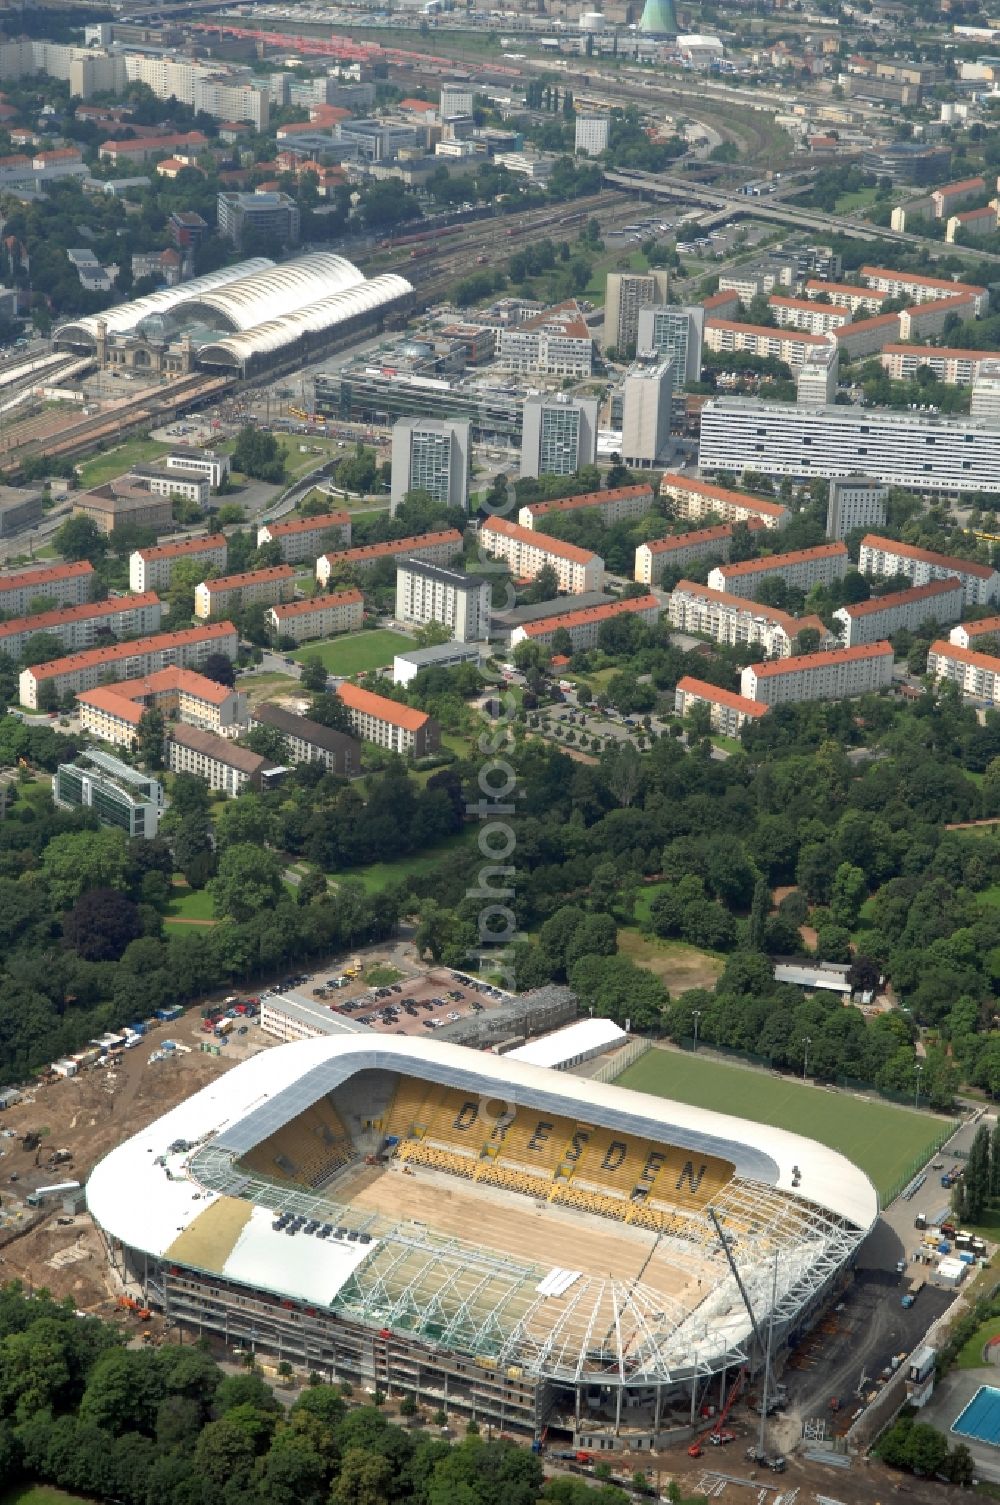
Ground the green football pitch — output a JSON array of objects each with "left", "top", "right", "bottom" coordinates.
[{"left": 616, "top": 1049, "right": 950, "bottom": 1201}]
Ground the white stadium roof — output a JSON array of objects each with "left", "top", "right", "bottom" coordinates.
[{"left": 86, "top": 1036, "right": 877, "bottom": 1387}]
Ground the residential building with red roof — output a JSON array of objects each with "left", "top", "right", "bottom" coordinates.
[
  {"left": 898, "top": 292, "right": 977, "bottom": 340},
  {"left": 704, "top": 318, "right": 831, "bottom": 369},
  {"left": 674, "top": 675, "right": 769, "bottom": 736},
  {"left": 19, "top": 622, "right": 238, "bottom": 709},
  {"left": 946, "top": 205, "right": 998, "bottom": 243},
  {"left": 858, "top": 534, "right": 1000, "bottom": 607},
  {"left": 166, "top": 723, "right": 278, "bottom": 797},
  {"left": 949, "top": 615, "right": 1000, "bottom": 650},
  {"left": 804, "top": 280, "right": 890, "bottom": 316},
  {"left": 768, "top": 295, "right": 852, "bottom": 336},
  {"left": 267, "top": 588, "right": 364, "bottom": 645},
  {"left": 77, "top": 667, "right": 247, "bottom": 747},
  {"left": 519, "top": 483, "right": 655, "bottom": 531},
  {"left": 659, "top": 473, "right": 790, "bottom": 532},
  {"left": 668, "top": 580, "right": 832, "bottom": 658},
  {"left": 880, "top": 344, "right": 1000, "bottom": 385},
  {"left": 635, "top": 520, "right": 768, "bottom": 586},
  {"left": 194, "top": 565, "right": 295, "bottom": 620},
  {"left": 98, "top": 131, "right": 209, "bottom": 165},
  {"left": 741, "top": 642, "right": 894, "bottom": 705},
  {"left": 702, "top": 289, "right": 741, "bottom": 319},
  {"left": 931, "top": 176, "right": 987, "bottom": 218},
  {"left": 860, "top": 265, "right": 989, "bottom": 316},
  {"left": 510, "top": 594, "right": 660, "bottom": 652},
  {"left": 928, "top": 639, "right": 1000, "bottom": 701},
  {"left": 480, "top": 516, "right": 604, "bottom": 594},
  {"left": 831, "top": 312, "right": 902, "bottom": 359},
  {"left": 0, "top": 591, "right": 162, "bottom": 660},
  {"left": 130, "top": 534, "right": 227, "bottom": 593},
  {"left": 0, "top": 560, "right": 93, "bottom": 615},
  {"left": 834, "top": 577, "right": 965, "bottom": 647},
  {"left": 336, "top": 682, "right": 440, "bottom": 758},
  {"left": 708, "top": 543, "right": 848, "bottom": 599},
  {"left": 498, "top": 300, "right": 594, "bottom": 377},
  {"left": 257, "top": 510, "right": 351, "bottom": 564},
  {"left": 317, "top": 529, "right": 463, "bottom": 585}
]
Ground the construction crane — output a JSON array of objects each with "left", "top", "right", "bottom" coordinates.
[
  {"left": 687, "top": 1365, "right": 746, "bottom": 1457},
  {"left": 706, "top": 1207, "right": 780, "bottom": 1464}
]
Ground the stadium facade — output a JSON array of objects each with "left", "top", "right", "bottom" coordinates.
[
  {"left": 87, "top": 1036, "right": 877, "bottom": 1447},
  {"left": 53, "top": 253, "right": 414, "bottom": 380}
]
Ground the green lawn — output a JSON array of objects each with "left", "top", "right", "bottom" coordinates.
[
  {"left": 957, "top": 1314, "right": 1000, "bottom": 1369},
  {"left": 76, "top": 437, "right": 171, "bottom": 489},
  {"left": 835, "top": 187, "right": 878, "bottom": 213},
  {"left": 164, "top": 883, "right": 217, "bottom": 926},
  {"left": 616, "top": 1048, "right": 947, "bottom": 1199},
  {"left": 977, "top": 883, "right": 1000, "bottom": 909},
  {"left": 330, "top": 828, "right": 477, "bottom": 894},
  {"left": 290, "top": 629, "right": 410, "bottom": 676},
  {"left": 1, "top": 1487, "right": 95, "bottom": 1505},
  {"left": 710, "top": 733, "right": 742, "bottom": 754}
]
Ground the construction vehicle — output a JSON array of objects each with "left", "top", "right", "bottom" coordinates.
[
  {"left": 117, "top": 1295, "right": 152, "bottom": 1320},
  {"left": 689, "top": 1368, "right": 746, "bottom": 1456},
  {"left": 21, "top": 1131, "right": 40, "bottom": 1153}
]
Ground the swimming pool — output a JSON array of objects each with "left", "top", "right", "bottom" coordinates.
[{"left": 952, "top": 1386, "right": 1000, "bottom": 1447}]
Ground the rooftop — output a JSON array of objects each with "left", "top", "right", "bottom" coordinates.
[
  {"left": 676, "top": 675, "right": 769, "bottom": 717},
  {"left": 644, "top": 522, "right": 763, "bottom": 554},
  {"left": 169, "top": 722, "right": 274, "bottom": 774},
  {"left": 26, "top": 622, "right": 236, "bottom": 683},
  {"left": 135, "top": 533, "right": 226, "bottom": 563},
  {"left": 672, "top": 578, "right": 808, "bottom": 629},
  {"left": 659, "top": 473, "right": 788, "bottom": 518},
  {"left": 882, "top": 344, "right": 1000, "bottom": 362},
  {"left": 270, "top": 588, "right": 363, "bottom": 619},
  {"left": 337, "top": 681, "right": 429, "bottom": 732},
  {"left": 397, "top": 558, "right": 487, "bottom": 589},
  {"left": 482, "top": 515, "right": 599, "bottom": 566},
  {"left": 861, "top": 264, "right": 987, "bottom": 296},
  {"left": 200, "top": 565, "right": 295, "bottom": 593},
  {"left": 0, "top": 559, "right": 93, "bottom": 589},
  {"left": 930, "top": 638, "right": 1000, "bottom": 673},
  {"left": 528, "top": 483, "right": 653, "bottom": 515},
  {"left": 265, "top": 510, "right": 350, "bottom": 537},
  {"left": 768, "top": 294, "right": 851, "bottom": 315},
  {"left": 716, "top": 542, "right": 848, "bottom": 576},
  {"left": 521, "top": 594, "right": 659, "bottom": 638},
  {"left": 0, "top": 591, "right": 159, "bottom": 641},
  {"left": 839, "top": 577, "right": 965, "bottom": 617},
  {"left": 748, "top": 642, "right": 893, "bottom": 678},
  {"left": 706, "top": 318, "right": 831, "bottom": 346},
  {"left": 252, "top": 701, "right": 360, "bottom": 754},
  {"left": 322, "top": 529, "right": 463, "bottom": 565}
]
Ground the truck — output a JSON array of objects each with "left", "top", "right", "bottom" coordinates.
[
  {"left": 214, "top": 1019, "right": 234, "bottom": 1037},
  {"left": 154, "top": 1005, "right": 182, "bottom": 1022}
]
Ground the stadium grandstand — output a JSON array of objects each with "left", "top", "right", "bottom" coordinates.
[
  {"left": 87, "top": 1036, "right": 877, "bottom": 1446},
  {"left": 53, "top": 252, "right": 413, "bottom": 379}
]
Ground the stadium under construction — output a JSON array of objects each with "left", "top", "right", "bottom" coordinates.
[
  {"left": 86, "top": 1035, "right": 878, "bottom": 1449},
  {"left": 53, "top": 252, "right": 414, "bottom": 380}
]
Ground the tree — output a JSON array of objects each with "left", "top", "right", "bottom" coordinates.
[
  {"left": 201, "top": 653, "right": 235, "bottom": 687},
  {"left": 207, "top": 844, "right": 285, "bottom": 923},
  {"left": 299, "top": 655, "right": 329, "bottom": 693},
  {"left": 41, "top": 828, "right": 129, "bottom": 909},
  {"left": 53, "top": 515, "right": 106, "bottom": 564},
  {"left": 309, "top": 692, "right": 355, "bottom": 734},
  {"left": 21, "top": 632, "right": 65, "bottom": 669},
  {"left": 63, "top": 887, "right": 142, "bottom": 961},
  {"left": 136, "top": 707, "right": 165, "bottom": 770},
  {"left": 550, "top": 627, "right": 573, "bottom": 658},
  {"left": 232, "top": 425, "right": 286, "bottom": 483},
  {"left": 527, "top": 562, "right": 559, "bottom": 604},
  {"left": 748, "top": 876, "right": 768, "bottom": 952},
  {"left": 511, "top": 640, "right": 545, "bottom": 673},
  {"left": 830, "top": 862, "right": 866, "bottom": 929},
  {"left": 241, "top": 724, "right": 288, "bottom": 763}
]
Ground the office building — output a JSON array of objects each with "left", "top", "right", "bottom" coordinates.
[
  {"left": 604, "top": 269, "right": 670, "bottom": 355},
  {"left": 0, "top": 592, "right": 162, "bottom": 662},
  {"left": 698, "top": 398, "right": 1000, "bottom": 496},
  {"left": 859, "top": 265, "right": 989, "bottom": 316},
  {"left": 249, "top": 702, "right": 360, "bottom": 777},
  {"left": 257, "top": 510, "right": 351, "bottom": 563},
  {"left": 498, "top": 301, "right": 593, "bottom": 379},
  {"left": 77, "top": 667, "right": 247, "bottom": 747},
  {"left": 668, "top": 580, "right": 830, "bottom": 658},
  {"left": 317, "top": 528, "right": 463, "bottom": 585},
  {"left": 20, "top": 622, "right": 238, "bottom": 709},
  {"left": 521, "top": 484, "right": 655, "bottom": 532},
  {"left": 510, "top": 594, "right": 660, "bottom": 653},
  {"left": 834, "top": 577, "right": 965, "bottom": 647},
  {"left": 336, "top": 682, "right": 440, "bottom": 758},
  {"left": 704, "top": 319, "right": 832, "bottom": 370},
  {"left": 0, "top": 560, "right": 93, "bottom": 615},
  {"left": 520, "top": 394, "right": 598, "bottom": 479},
  {"left": 194, "top": 565, "right": 295, "bottom": 620},
  {"left": 166, "top": 724, "right": 279, "bottom": 796},
  {"left": 950, "top": 614, "right": 1000, "bottom": 650},
  {"left": 395, "top": 560, "right": 490, "bottom": 644},
  {"left": 480, "top": 516, "right": 604, "bottom": 594},
  {"left": 267, "top": 588, "right": 364, "bottom": 645},
  {"left": 674, "top": 676, "right": 768, "bottom": 736},
  {"left": 621, "top": 357, "right": 674, "bottom": 468},
  {"left": 390, "top": 417, "right": 470, "bottom": 514},
  {"left": 575, "top": 115, "right": 609, "bottom": 156},
  {"left": 441, "top": 83, "right": 475, "bottom": 116},
  {"left": 659, "top": 473, "right": 790, "bottom": 531},
  {"left": 217, "top": 191, "right": 300, "bottom": 247},
  {"left": 163, "top": 448, "right": 230, "bottom": 488},
  {"left": 927, "top": 640, "right": 1000, "bottom": 701},
  {"left": 708, "top": 543, "right": 848, "bottom": 599},
  {"left": 826, "top": 477, "right": 887, "bottom": 540},
  {"left": 858, "top": 534, "right": 1000, "bottom": 606},
  {"left": 741, "top": 642, "right": 894, "bottom": 705},
  {"left": 635, "top": 521, "right": 766, "bottom": 586},
  {"left": 797, "top": 345, "right": 839, "bottom": 407},
  {"left": 72, "top": 488, "right": 173, "bottom": 536},
  {"left": 130, "top": 534, "right": 227, "bottom": 593},
  {"left": 54, "top": 749, "right": 163, "bottom": 839},
  {"left": 636, "top": 305, "right": 704, "bottom": 385}
]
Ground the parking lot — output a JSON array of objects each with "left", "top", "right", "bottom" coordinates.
[{"left": 304, "top": 967, "right": 512, "bottom": 1037}]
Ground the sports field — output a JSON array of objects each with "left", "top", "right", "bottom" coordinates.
[
  {"left": 616, "top": 1048, "right": 948, "bottom": 1201},
  {"left": 290, "top": 629, "right": 410, "bottom": 675}
]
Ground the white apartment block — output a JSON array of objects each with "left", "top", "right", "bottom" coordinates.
[
  {"left": 804, "top": 280, "right": 890, "bottom": 316},
  {"left": 480, "top": 516, "right": 604, "bottom": 594},
  {"left": 77, "top": 668, "right": 246, "bottom": 748},
  {"left": 859, "top": 265, "right": 989, "bottom": 317},
  {"left": 317, "top": 528, "right": 464, "bottom": 584},
  {"left": 498, "top": 302, "right": 593, "bottom": 378},
  {"left": 898, "top": 294, "right": 976, "bottom": 340},
  {"left": 0, "top": 591, "right": 161, "bottom": 661},
  {"left": 698, "top": 398, "right": 1000, "bottom": 496},
  {"left": 0, "top": 560, "right": 93, "bottom": 615},
  {"left": 831, "top": 314, "right": 901, "bottom": 361},
  {"left": 130, "top": 534, "right": 227, "bottom": 593},
  {"left": 826, "top": 476, "right": 887, "bottom": 540},
  {"left": 834, "top": 577, "right": 966, "bottom": 647},
  {"left": 708, "top": 542, "right": 848, "bottom": 599},
  {"left": 166, "top": 725, "right": 275, "bottom": 797},
  {"left": 575, "top": 115, "right": 609, "bottom": 155},
  {"left": 742, "top": 642, "right": 894, "bottom": 705},
  {"left": 395, "top": 560, "right": 491, "bottom": 644},
  {"left": 164, "top": 449, "right": 230, "bottom": 489},
  {"left": 797, "top": 345, "right": 839, "bottom": 407},
  {"left": 880, "top": 345, "right": 1000, "bottom": 385},
  {"left": 674, "top": 675, "right": 769, "bottom": 736},
  {"left": 768, "top": 296, "right": 852, "bottom": 335},
  {"left": 622, "top": 356, "right": 674, "bottom": 468},
  {"left": 267, "top": 588, "right": 364, "bottom": 645},
  {"left": 257, "top": 511, "right": 351, "bottom": 564},
  {"left": 123, "top": 54, "right": 269, "bottom": 129},
  {"left": 668, "top": 579, "right": 830, "bottom": 658},
  {"left": 511, "top": 594, "right": 660, "bottom": 653},
  {"left": 635, "top": 521, "right": 764, "bottom": 586},
  {"left": 390, "top": 417, "right": 470, "bottom": 513},
  {"left": 336, "top": 682, "right": 439, "bottom": 758},
  {"left": 659, "top": 473, "right": 789, "bottom": 531},
  {"left": 704, "top": 319, "right": 832, "bottom": 369},
  {"left": 194, "top": 565, "right": 295, "bottom": 620},
  {"left": 927, "top": 639, "right": 1000, "bottom": 701},
  {"left": 520, "top": 483, "right": 655, "bottom": 531},
  {"left": 858, "top": 533, "right": 1000, "bottom": 606},
  {"left": 949, "top": 614, "right": 1000, "bottom": 650},
  {"left": 19, "top": 622, "right": 238, "bottom": 708}
]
